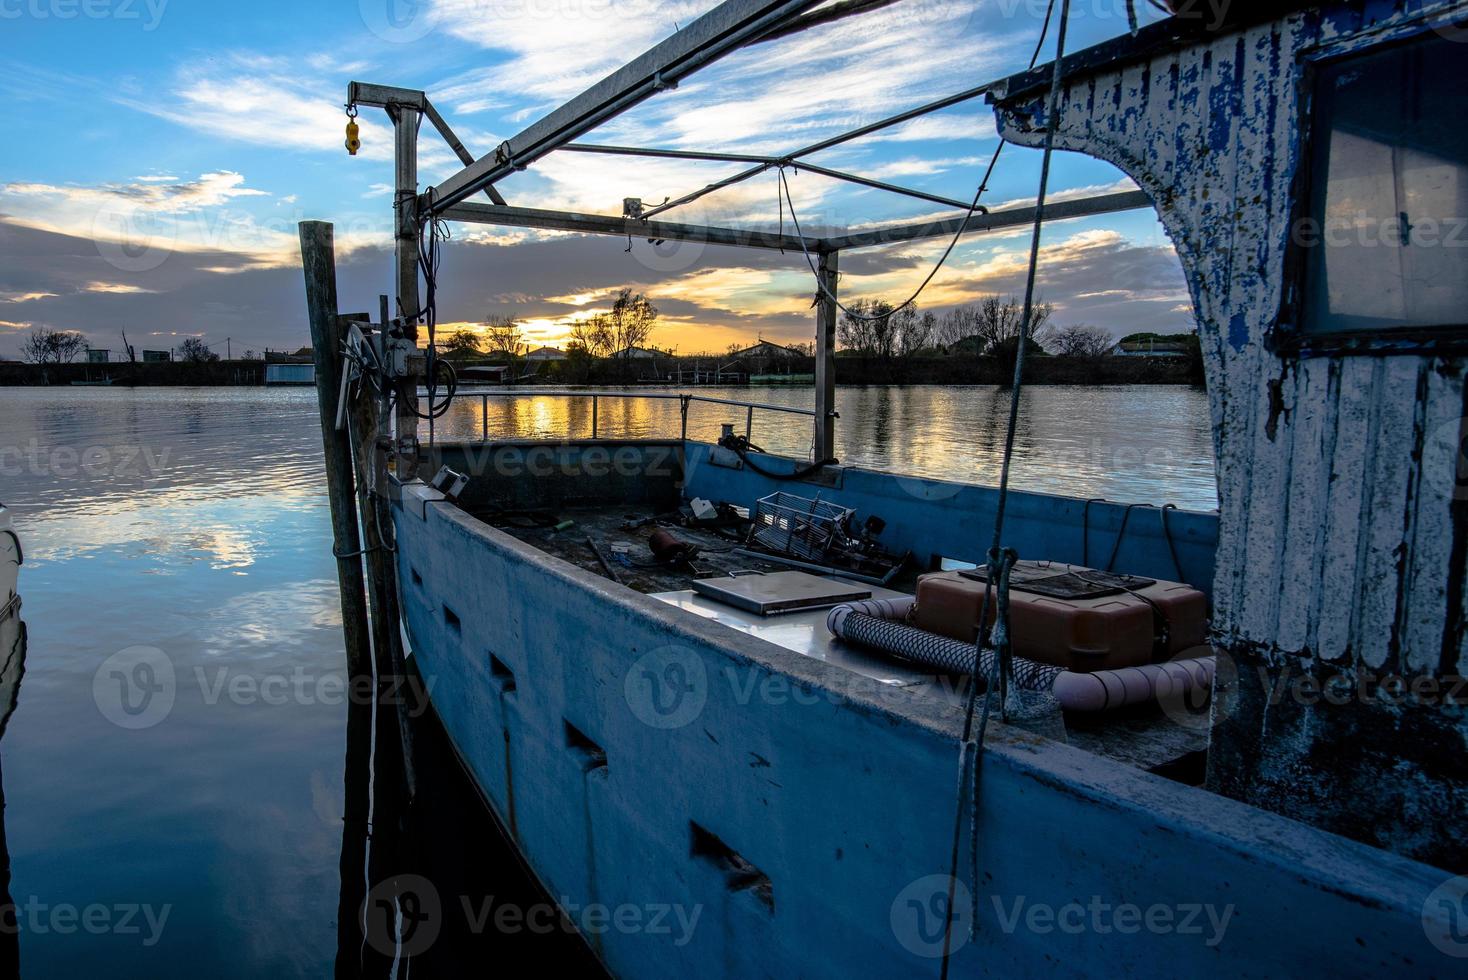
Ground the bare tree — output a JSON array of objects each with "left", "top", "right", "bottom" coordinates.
[
  {"left": 838, "top": 299, "right": 894, "bottom": 358},
  {"left": 842, "top": 301, "right": 937, "bottom": 361},
  {"left": 607, "top": 289, "right": 658, "bottom": 359},
  {"left": 936, "top": 304, "right": 983, "bottom": 350},
  {"left": 571, "top": 315, "right": 614, "bottom": 358},
  {"left": 976, "top": 296, "right": 1054, "bottom": 354},
  {"left": 1049, "top": 324, "right": 1115, "bottom": 358},
  {"left": 179, "top": 337, "right": 218, "bottom": 363},
  {"left": 483, "top": 317, "right": 523, "bottom": 357},
  {"left": 22, "top": 327, "right": 87, "bottom": 365},
  {"left": 898, "top": 309, "right": 937, "bottom": 357}
]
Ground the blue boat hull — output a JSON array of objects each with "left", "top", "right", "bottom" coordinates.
[{"left": 392, "top": 443, "right": 1452, "bottom": 977}]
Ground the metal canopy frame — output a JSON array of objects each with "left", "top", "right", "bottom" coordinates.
[{"left": 348, "top": 0, "right": 1161, "bottom": 460}]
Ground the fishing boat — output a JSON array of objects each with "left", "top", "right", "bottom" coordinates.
[
  {"left": 300, "top": 1, "right": 1468, "bottom": 974},
  {"left": 0, "top": 504, "right": 20, "bottom": 624}
]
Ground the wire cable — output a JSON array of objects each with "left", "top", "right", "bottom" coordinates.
[
  {"left": 777, "top": 0, "right": 1057, "bottom": 324},
  {"left": 937, "top": 0, "right": 1069, "bottom": 973}
]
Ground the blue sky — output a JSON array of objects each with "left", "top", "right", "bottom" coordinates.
[{"left": 0, "top": 0, "right": 1193, "bottom": 357}]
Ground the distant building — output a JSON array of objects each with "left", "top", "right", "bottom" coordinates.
[
  {"left": 1113, "top": 340, "right": 1192, "bottom": 358},
  {"left": 524, "top": 346, "right": 567, "bottom": 362},
  {"left": 457, "top": 364, "right": 511, "bottom": 384},
  {"left": 86, "top": 349, "right": 110, "bottom": 364},
  {"left": 142, "top": 350, "right": 171, "bottom": 362},
  {"left": 730, "top": 340, "right": 802, "bottom": 360},
  {"left": 612, "top": 346, "right": 661, "bottom": 360},
  {"left": 265, "top": 363, "right": 315, "bottom": 385}
]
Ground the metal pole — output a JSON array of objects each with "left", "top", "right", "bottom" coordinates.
[
  {"left": 592, "top": 395, "right": 599, "bottom": 439},
  {"left": 814, "top": 250, "right": 839, "bottom": 462},
  {"left": 393, "top": 106, "right": 421, "bottom": 458},
  {"left": 298, "top": 221, "right": 371, "bottom": 681},
  {"left": 746, "top": 405, "right": 754, "bottom": 442}
]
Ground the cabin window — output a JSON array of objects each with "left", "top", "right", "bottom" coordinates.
[{"left": 1297, "top": 33, "right": 1468, "bottom": 341}]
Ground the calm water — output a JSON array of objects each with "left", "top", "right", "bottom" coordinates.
[
  {"left": 429, "top": 385, "right": 1217, "bottom": 512},
  {"left": 0, "top": 384, "right": 1214, "bottom": 976}
]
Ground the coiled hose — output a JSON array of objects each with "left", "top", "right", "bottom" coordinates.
[{"left": 826, "top": 597, "right": 1214, "bottom": 713}]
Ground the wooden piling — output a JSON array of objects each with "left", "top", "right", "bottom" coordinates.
[{"left": 299, "top": 220, "right": 371, "bottom": 680}]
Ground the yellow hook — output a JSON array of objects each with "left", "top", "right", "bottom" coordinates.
[{"left": 345, "top": 106, "right": 361, "bottom": 157}]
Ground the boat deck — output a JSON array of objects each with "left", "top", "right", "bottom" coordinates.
[{"left": 472, "top": 502, "right": 1208, "bottom": 780}]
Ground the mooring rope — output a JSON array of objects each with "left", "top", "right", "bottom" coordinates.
[{"left": 938, "top": 0, "right": 1073, "bottom": 972}]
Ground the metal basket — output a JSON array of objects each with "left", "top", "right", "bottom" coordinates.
[{"left": 748, "top": 492, "right": 854, "bottom": 562}]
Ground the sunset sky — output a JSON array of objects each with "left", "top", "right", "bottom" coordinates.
[{"left": 0, "top": 0, "right": 1194, "bottom": 359}]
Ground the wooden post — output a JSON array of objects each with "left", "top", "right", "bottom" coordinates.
[
  {"left": 299, "top": 221, "right": 371, "bottom": 680},
  {"left": 347, "top": 354, "right": 415, "bottom": 804},
  {"left": 814, "top": 249, "right": 839, "bottom": 462}
]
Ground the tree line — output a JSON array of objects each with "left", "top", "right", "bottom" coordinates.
[{"left": 837, "top": 295, "right": 1116, "bottom": 362}]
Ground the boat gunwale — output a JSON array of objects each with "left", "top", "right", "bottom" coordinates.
[{"left": 396, "top": 477, "right": 1451, "bottom": 911}]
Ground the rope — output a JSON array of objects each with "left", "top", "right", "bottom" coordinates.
[
  {"left": 939, "top": 0, "right": 1071, "bottom": 970},
  {"left": 1105, "top": 502, "right": 1140, "bottom": 572},
  {"left": 1160, "top": 503, "right": 1184, "bottom": 583}
]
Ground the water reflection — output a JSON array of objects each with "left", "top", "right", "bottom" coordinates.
[
  {"left": 338, "top": 669, "right": 605, "bottom": 977},
  {"left": 0, "top": 614, "right": 24, "bottom": 976},
  {"left": 425, "top": 385, "right": 1218, "bottom": 510}
]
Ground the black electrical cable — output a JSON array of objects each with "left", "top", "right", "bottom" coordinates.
[{"left": 717, "top": 433, "right": 835, "bottom": 480}]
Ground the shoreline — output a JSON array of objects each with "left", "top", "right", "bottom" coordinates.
[{"left": 0, "top": 355, "right": 1205, "bottom": 388}]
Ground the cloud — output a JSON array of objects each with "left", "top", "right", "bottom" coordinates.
[
  {"left": 84, "top": 282, "right": 158, "bottom": 294},
  {"left": 4, "top": 171, "right": 267, "bottom": 214},
  {"left": 0, "top": 171, "right": 387, "bottom": 269},
  {"left": 118, "top": 53, "right": 394, "bottom": 162}
]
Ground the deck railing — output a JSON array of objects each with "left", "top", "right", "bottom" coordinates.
[{"left": 438, "top": 388, "right": 825, "bottom": 453}]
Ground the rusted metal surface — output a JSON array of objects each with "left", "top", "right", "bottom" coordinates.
[{"left": 993, "top": 2, "right": 1468, "bottom": 868}]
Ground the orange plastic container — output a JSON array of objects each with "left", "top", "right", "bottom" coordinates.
[{"left": 912, "top": 562, "right": 1208, "bottom": 672}]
